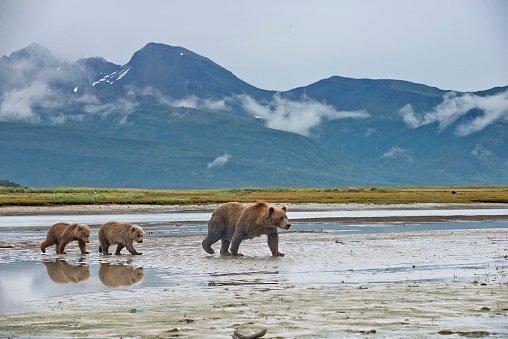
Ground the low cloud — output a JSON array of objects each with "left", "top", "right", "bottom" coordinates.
[
  {"left": 381, "top": 146, "right": 412, "bottom": 161},
  {"left": 0, "top": 81, "right": 48, "bottom": 122},
  {"left": 141, "top": 87, "right": 228, "bottom": 111},
  {"left": 365, "top": 127, "right": 376, "bottom": 137},
  {"left": 172, "top": 95, "right": 228, "bottom": 111},
  {"left": 207, "top": 153, "right": 231, "bottom": 168},
  {"left": 238, "top": 94, "right": 369, "bottom": 136},
  {"left": 399, "top": 90, "right": 508, "bottom": 136},
  {"left": 84, "top": 90, "right": 137, "bottom": 118},
  {"left": 471, "top": 144, "right": 493, "bottom": 159}
]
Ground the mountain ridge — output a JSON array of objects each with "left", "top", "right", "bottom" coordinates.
[{"left": 0, "top": 43, "right": 506, "bottom": 188}]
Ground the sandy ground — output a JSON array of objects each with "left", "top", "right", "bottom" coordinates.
[
  {"left": 0, "top": 227, "right": 506, "bottom": 337},
  {"left": 1, "top": 202, "right": 508, "bottom": 216}
]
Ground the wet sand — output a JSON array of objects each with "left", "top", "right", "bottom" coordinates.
[{"left": 0, "top": 225, "right": 506, "bottom": 337}]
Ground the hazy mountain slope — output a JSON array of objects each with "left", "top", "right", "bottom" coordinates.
[{"left": 0, "top": 105, "right": 350, "bottom": 188}]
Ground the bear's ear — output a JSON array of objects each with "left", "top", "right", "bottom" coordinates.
[
  {"left": 282, "top": 205, "right": 287, "bottom": 212},
  {"left": 130, "top": 226, "right": 137, "bottom": 232},
  {"left": 268, "top": 207, "right": 275, "bottom": 216}
]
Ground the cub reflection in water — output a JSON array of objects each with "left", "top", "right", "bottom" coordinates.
[
  {"left": 42, "top": 259, "right": 90, "bottom": 284},
  {"left": 99, "top": 263, "right": 144, "bottom": 287}
]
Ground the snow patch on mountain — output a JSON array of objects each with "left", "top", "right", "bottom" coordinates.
[{"left": 116, "top": 66, "right": 131, "bottom": 80}]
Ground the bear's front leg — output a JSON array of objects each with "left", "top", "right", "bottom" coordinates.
[
  {"left": 230, "top": 229, "right": 246, "bottom": 256},
  {"left": 78, "top": 240, "right": 89, "bottom": 255},
  {"left": 267, "top": 232, "right": 284, "bottom": 257},
  {"left": 126, "top": 242, "right": 142, "bottom": 255}
]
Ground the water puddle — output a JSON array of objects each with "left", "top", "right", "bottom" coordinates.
[{"left": 0, "top": 260, "right": 170, "bottom": 313}]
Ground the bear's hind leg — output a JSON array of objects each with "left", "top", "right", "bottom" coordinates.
[
  {"left": 115, "top": 244, "right": 124, "bottom": 255},
  {"left": 40, "top": 238, "right": 55, "bottom": 253},
  {"left": 100, "top": 240, "right": 111, "bottom": 255},
  {"left": 57, "top": 240, "right": 69, "bottom": 254},
  {"left": 220, "top": 239, "right": 231, "bottom": 256},
  {"left": 202, "top": 232, "right": 221, "bottom": 255}
]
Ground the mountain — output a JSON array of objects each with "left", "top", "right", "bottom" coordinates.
[
  {"left": 77, "top": 57, "right": 121, "bottom": 83},
  {"left": 91, "top": 42, "right": 271, "bottom": 100},
  {"left": 0, "top": 43, "right": 506, "bottom": 188},
  {"left": 284, "top": 76, "right": 446, "bottom": 119}
]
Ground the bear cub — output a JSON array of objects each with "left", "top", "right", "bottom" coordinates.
[
  {"left": 98, "top": 221, "right": 144, "bottom": 255},
  {"left": 202, "top": 202, "right": 291, "bottom": 257},
  {"left": 40, "top": 222, "right": 90, "bottom": 254}
]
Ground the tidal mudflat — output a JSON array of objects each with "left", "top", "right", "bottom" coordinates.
[{"left": 0, "top": 218, "right": 507, "bottom": 337}]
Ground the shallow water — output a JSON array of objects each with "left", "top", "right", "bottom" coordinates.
[
  {"left": 1, "top": 219, "right": 507, "bottom": 240},
  {"left": 0, "top": 220, "right": 506, "bottom": 314},
  {"left": 0, "top": 215, "right": 507, "bottom": 337},
  {"left": 1, "top": 208, "right": 507, "bottom": 227},
  {"left": 0, "top": 261, "right": 163, "bottom": 313}
]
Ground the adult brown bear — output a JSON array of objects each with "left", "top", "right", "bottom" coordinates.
[{"left": 202, "top": 202, "right": 291, "bottom": 256}]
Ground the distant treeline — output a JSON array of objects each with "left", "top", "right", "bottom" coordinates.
[{"left": 0, "top": 180, "right": 24, "bottom": 188}]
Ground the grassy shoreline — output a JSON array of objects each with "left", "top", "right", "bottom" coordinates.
[{"left": 0, "top": 186, "right": 507, "bottom": 206}]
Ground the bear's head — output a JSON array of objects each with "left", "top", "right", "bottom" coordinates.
[
  {"left": 74, "top": 224, "right": 90, "bottom": 243},
  {"left": 130, "top": 225, "right": 144, "bottom": 243},
  {"left": 268, "top": 205, "right": 291, "bottom": 230}
]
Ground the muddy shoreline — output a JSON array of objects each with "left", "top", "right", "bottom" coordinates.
[
  {"left": 1, "top": 202, "right": 507, "bottom": 216},
  {"left": 0, "top": 228, "right": 506, "bottom": 337}
]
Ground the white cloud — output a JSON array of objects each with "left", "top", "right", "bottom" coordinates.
[
  {"left": 381, "top": 146, "right": 411, "bottom": 161},
  {"left": 141, "top": 87, "right": 228, "bottom": 111},
  {"left": 207, "top": 153, "right": 231, "bottom": 168},
  {"left": 365, "top": 127, "right": 376, "bottom": 137},
  {"left": 471, "top": 144, "right": 492, "bottom": 159},
  {"left": 238, "top": 94, "right": 369, "bottom": 136},
  {"left": 0, "top": 81, "right": 48, "bottom": 122},
  {"left": 399, "top": 104, "right": 421, "bottom": 129},
  {"left": 399, "top": 90, "right": 508, "bottom": 136},
  {"left": 172, "top": 95, "right": 228, "bottom": 111},
  {"left": 0, "top": 80, "right": 74, "bottom": 123},
  {"left": 84, "top": 96, "right": 137, "bottom": 117}
]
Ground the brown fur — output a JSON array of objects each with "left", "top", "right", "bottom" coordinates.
[
  {"left": 42, "top": 260, "right": 90, "bottom": 283},
  {"left": 40, "top": 222, "right": 90, "bottom": 254},
  {"left": 98, "top": 221, "right": 144, "bottom": 255},
  {"left": 202, "top": 202, "right": 291, "bottom": 256},
  {"left": 98, "top": 263, "right": 144, "bottom": 287}
]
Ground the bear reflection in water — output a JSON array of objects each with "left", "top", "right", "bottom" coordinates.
[
  {"left": 99, "top": 263, "right": 144, "bottom": 287},
  {"left": 42, "top": 259, "right": 90, "bottom": 284}
]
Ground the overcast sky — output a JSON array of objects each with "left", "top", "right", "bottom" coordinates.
[{"left": 0, "top": 0, "right": 507, "bottom": 92}]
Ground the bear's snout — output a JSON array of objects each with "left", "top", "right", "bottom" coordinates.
[
  {"left": 138, "top": 239, "right": 144, "bottom": 243},
  {"left": 285, "top": 224, "right": 291, "bottom": 230}
]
